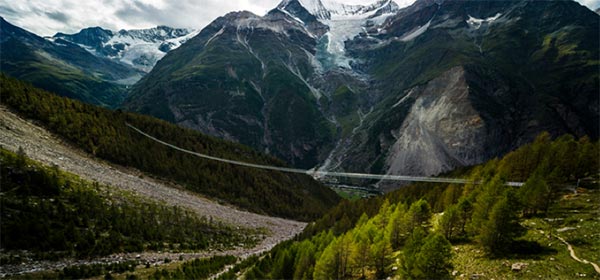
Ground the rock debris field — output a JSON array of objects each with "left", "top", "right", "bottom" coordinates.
[{"left": 0, "top": 106, "right": 306, "bottom": 276}]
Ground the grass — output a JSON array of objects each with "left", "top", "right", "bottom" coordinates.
[{"left": 451, "top": 188, "right": 600, "bottom": 279}]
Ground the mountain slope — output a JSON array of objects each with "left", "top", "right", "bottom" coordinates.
[
  {"left": 54, "top": 26, "right": 198, "bottom": 72},
  {"left": 123, "top": 0, "right": 399, "bottom": 168},
  {"left": 336, "top": 0, "right": 599, "bottom": 190},
  {"left": 124, "top": 10, "right": 337, "bottom": 168},
  {"left": 124, "top": 0, "right": 599, "bottom": 191},
  {"left": 0, "top": 17, "right": 142, "bottom": 108},
  {"left": 1, "top": 75, "right": 340, "bottom": 220}
]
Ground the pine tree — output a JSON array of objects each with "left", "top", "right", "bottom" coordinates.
[
  {"left": 400, "top": 227, "right": 426, "bottom": 279},
  {"left": 414, "top": 233, "right": 453, "bottom": 280},
  {"left": 477, "top": 190, "right": 525, "bottom": 255},
  {"left": 407, "top": 199, "right": 432, "bottom": 233},
  {"left": 439, "top": 204, "right": 460, "bottom": 240},
  {"left": 386, "top": 203, "right": 409, "bottom": 249},
  {"left": 519, "top": 171, "right": 550, "bottom": 216}
]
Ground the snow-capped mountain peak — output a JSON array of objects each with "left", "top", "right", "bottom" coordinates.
[
  {"left": 277, "top": 0, "right": 400, "bottom": 69},
  {"left": 322, "top": 0, "right": 399, "bottom": 19},
  {"left": 54, "top": 26, "right": 198, "bottom": 72}
]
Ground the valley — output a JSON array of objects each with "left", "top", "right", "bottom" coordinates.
[
  {"left": 0, "top": 106, "right": 305, "bottom": 276},
  {"left": 0, "top": 0, "right": 599, "bottom": 279}
]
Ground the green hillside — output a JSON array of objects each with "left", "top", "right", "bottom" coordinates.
[
  {"left": 218, "top": 133, "right": 599, "bottom": 279},
  {"left": 0, "top": 75, "right": 340, "bottom": 221}
]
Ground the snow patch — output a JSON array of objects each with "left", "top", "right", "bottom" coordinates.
[
  {"left": 278, "top": 8, "right": 305, "bottom": 25},
  {"left": 466, "top": 13, "right": 502, "bottom": 29},
  {"left": 320, "top": 0, "right": 398, "bottom": 68},
  {"left": 392, "top": 88, "right": 415, "bottom": 108},
  {"left": 400, "top": 20, "right": 430, "bottom": 41},
  {"left": 205, "top": 27, "right": 225, "bottom": 47},
  {"left": 298, "top": 0, "right": 331, "bottom": 19}
]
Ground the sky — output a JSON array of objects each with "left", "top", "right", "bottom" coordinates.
[{"left": 0, "top": 0, "right": 598, "bottom": 36}]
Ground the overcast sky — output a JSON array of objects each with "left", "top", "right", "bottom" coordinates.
[{"left": 0, "top": 0, "right": 598, "bottom": 36}]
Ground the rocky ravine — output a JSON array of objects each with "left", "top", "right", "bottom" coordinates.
[{"left": 0, "top": 106, "right": 306, "bottom": 275}]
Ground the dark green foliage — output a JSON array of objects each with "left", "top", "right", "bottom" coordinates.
[
  {"left": 215, "top": 255, "right": 259, "bottom": 280},
  {"left": 0, "top": 75, "right": 340, "bottom": 220},
  {"left": 476, "top": 190, "right": 525, "bottom": 255},
  {"left": 150, "top": 256, "right": 237, "bottom": 280},
  {"left": 439, "top": 204, "right": 460, "bottom": 241},
  {"left": 0, "top": 148, "right": 256, "bottom": 259},
  {"left": 519, "top": 171, "right": 551, "bottom": 216},
  {"left": 406, "top": 199, "right": 432, "bottom": 232},
  {"left": 401, "top": 232, "right": 453, "bottom": 280},
  {"left": 59, "top": 261, "right": 138, "bottom": 279}
]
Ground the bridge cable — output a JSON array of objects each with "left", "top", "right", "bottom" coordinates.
[{"left": 125, "top": 123, "right": 523, "bottom": 186}]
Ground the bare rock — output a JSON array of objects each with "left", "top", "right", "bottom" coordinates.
[{"left": 512, "top": 262, "right": 528, "bottom": 271}]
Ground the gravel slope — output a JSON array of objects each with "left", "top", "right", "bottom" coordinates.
[{"left": 0, "top": 106, "right": 306, "bottom": 275}]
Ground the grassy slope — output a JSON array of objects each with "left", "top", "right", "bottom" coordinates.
[{"left": 451, "top": 188, "right": 600, "bottom": 279}]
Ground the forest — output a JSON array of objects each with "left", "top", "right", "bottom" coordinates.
[
  {"left": 0, "top": 148, "right": 259, "bottom": 261},
  {"left": 0, "top": 74, "right": 340, "bottom": 221},
  {"left": 226, "top": 133, "right": 599, "bottom": 279}
]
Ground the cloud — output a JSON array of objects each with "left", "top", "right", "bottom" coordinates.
[
  {"left": 0, "top": 0, "right": 597, "bottom": 36},
  {"left": 577, "top": 0, "right": 600, "bottom": 9},
  {"left": 45, "top": 11, "right": 70, "bottom": 23},
  {"left": 0, "top": 0, "right": 281, "bottom": 36}
]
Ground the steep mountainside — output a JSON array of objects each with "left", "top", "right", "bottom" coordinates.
[
  {"left": 54, "top": 26, "right": 198, "bottom": 72},
  {"left": 124, "top": 0, "right": 399, "bottom": 168},
  {"left": 125, "top": 0, "right": 599, "bottom": 191},
  {"left": 0, "top": 17, "right": 142, "bottom": 108},
  {"left": 1, "top": 75, "right": 340, "bottom": 220},
  {"left": 125, "top": 10, "right": 338, "bottom": 168},
  {"left": 339, "top": 0, "right": 599, "bottom": 190}
]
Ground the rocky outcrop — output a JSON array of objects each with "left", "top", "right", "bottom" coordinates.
[{"left": 383, "top": 67, "right": 486, "bottom": 181}]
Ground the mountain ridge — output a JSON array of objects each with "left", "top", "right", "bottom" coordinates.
[
  {"left": 54, "top": 25, "right": 198, "bottom": 72},
  {"left": 0, "top": 17, "right": 142, "bottom": 108}
]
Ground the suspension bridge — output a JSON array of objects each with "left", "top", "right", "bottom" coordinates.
[{"left": 126, "top": 123, "right": 524, "bottom": 187}]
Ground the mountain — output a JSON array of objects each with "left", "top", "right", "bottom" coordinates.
[
  {"left": 54, "top": 26, "right": 198, "bottom": 72},
  {"left": 124, "top": 0, "right": 399, "bottom": 168},
  {"left": 338, "top": 0, "right": 599, "bottom": 190},
  {"left": 125, "top": 0, "right": 599, "bottom": 191},
  {"left": 0, "top": 17, "right": 142, "bottom": 108}
]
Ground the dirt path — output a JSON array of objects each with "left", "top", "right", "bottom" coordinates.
[
  {"left": 0, "top": 107, "right": 306, "bottom": 275},
  {"left": 554, "top": 234, "right": 600, "bottom": 275}
]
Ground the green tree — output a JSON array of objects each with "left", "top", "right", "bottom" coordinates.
[
  {"left": 438, "top": 204, "right": 460, "bottom": 241},
  {"left": 468, "top": 176, "right": 504, "bottom": 236},
  {"left": 313, "top": 233, "right": 352, "bottom": 280},
  {"left": 386, "top": 203, "right": 409, "bottom": 249},
  {"left": 400, "top": 227, "right": 426, "bottom": 279},
  {"left": 407, "top": 199, "right": 432, "bottom": 233},
  {"left": 477, "top": 190, "right": 525, "bottom": 255},
  {"left": 414, "top": 233, "right": 453, "bottom": 280},
  {"left": 519, "top": 171, "right": 550, "bottom": 216}
]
